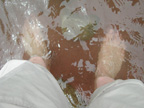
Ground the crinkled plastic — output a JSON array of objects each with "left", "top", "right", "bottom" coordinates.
[
  {"left": 22, "top": 16, "right": 50, "bottom": 59},
  {"left": 60, "top": 0, "right": 100, "bottom": 41},
  {"left": 0, "top": 0, "right": 51, "bottom": 64}
]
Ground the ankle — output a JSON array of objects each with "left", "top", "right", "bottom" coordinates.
[{"left": 95, "top": 76, "right": 114, "bottom": 89}]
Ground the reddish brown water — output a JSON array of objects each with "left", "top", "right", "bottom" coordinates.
[{"left": 0, "top": 0, "right": 144, "bottom": 107}]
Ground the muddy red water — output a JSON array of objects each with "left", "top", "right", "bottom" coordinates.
[{"left": 0, "top": 0, "right": 144, "bottom": 107}]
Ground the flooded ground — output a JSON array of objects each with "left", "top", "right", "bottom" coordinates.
[{"left": 0, "top": 0, "right": 144, "bottom": 107}]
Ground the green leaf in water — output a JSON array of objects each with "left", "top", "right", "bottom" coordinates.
[
  {"left": 74, "top": 22, "right": 97, "bottom": 41},
  {"left": 62, "top": 27, "right": 68, "bottom": 33},
  {"left": 62, "top": 21, "right": 97, "bottom": 41}
]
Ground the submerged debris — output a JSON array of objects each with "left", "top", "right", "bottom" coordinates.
[
  {"left": 73, "top": 22, "right": 97, "bottom": 41},
  {"left": 60, "top": 4, "right": 99, "bottom": 41},
  {"left": 58, "top": 78, "right": 89, "bottom": 108}
]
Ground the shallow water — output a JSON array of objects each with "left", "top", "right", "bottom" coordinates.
[{"left": 0, "top": 0, "right": 144, "bottom": 107}]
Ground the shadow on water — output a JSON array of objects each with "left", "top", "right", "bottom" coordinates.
[{"left": 0, "top": 0, "right": 144, "bottom": 107}]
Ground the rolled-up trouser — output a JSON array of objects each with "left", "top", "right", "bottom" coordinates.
[{"left": 0, "top": 60, "right": 144, "bottom": 108}]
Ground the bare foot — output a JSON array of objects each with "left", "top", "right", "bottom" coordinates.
[
  {"left": 22, "top": 16, "right": 51, "bottom": 70},
  {"left": 96, "top": 29, "right": 125, "bottom": 79},
  {"left": 22, "top": 16, "right": 48, "bottom": 57}
]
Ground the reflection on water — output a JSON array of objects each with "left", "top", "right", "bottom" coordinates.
[{"left": 0, "top": 0, "right": 144, "bottom": 107}]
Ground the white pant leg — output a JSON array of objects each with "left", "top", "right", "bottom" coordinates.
[
  {"left": 0, "top": 60, "right": 27, "bottom": 78},
  {"left": 0, "top": 60, "right": 70, "bottom": 108},
  {"left": 88, "top": 79, "right": 144, "bottom": 108}
]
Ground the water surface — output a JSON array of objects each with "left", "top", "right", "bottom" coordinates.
[{"left": 0, "top": 0, "right": 144, "bottom": 107}]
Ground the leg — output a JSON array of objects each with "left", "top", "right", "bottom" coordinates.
[
  {"left": 95, "top": 28, "right": 125, "bottom": 89},
  {"left": 29, "top": 56, "right": 51, "bottom": 71},
  {"left": 95, "top": 76, "right": 114, "bottom": 88},
  {"left": 0, "top": 16, "right": 69, "bottom": 107},
  {"left": 89, "top": 31, "right": 144, "bottom": 107},
  {"left": 0, "top": 60, "right": 69, "bottom": 108},
  {"left": 29, "top": 56, "right": 47, "bottom": 68},
  {"left": 22, "top": 16, "right": 51, "bottom": 70}
]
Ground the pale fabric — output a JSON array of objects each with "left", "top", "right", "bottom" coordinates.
[
  {"left": 88, "top": 79, "right": 144, "bottom": 108},
  {"left": 0, "top": 60, "right": 70, "bottom": 108},
  {"left": 0, "top": 60, "right": 26, "bottom": 78},
  {"left": 0, "top": 60, "right": 144, "bottom": 108}
]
